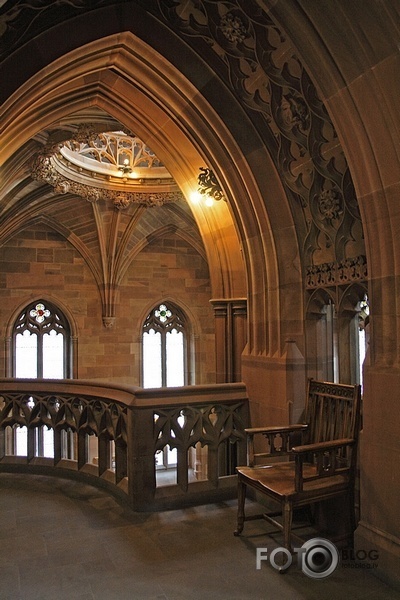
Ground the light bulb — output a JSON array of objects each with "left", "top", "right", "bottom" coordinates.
[{"left": 191, "top": 190, "right": 202, "bottom": 204}]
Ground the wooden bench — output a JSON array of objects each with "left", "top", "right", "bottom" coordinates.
[{"left": 234, "top": 379, "right": 361, "bottom": 549}]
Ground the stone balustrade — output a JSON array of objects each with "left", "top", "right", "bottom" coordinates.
[{"left": 0, "top": 379, "right": 249, "bottom": 510}]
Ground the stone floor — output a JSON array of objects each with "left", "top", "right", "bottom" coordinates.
[{"left": 0, "top": 473, "right": 398, "bottom": 600}]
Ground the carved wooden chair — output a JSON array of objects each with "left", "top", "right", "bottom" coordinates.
[{"left": 234, "top": 379, "right": 361, "bottom": 550}]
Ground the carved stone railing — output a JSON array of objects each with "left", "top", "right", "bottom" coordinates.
[{"left": 0, "top": 379, "right": 249, "bottom": 510}]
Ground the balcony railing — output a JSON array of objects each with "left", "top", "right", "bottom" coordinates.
[{"left": 0, "top": 379, "right": 249, "bottom": 510}]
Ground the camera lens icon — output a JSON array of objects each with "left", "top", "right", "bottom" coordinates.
[{"left": 299, "top": 538, "right": 339, "bottom": 579}]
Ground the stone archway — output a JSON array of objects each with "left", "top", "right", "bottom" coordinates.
[{"left": 1, "top": 29, "right": 298, "bottom": 394}]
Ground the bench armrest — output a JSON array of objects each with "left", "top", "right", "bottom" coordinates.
[
  {"left": 293, "top": 438, "right": 356, "bottom": 491},
  {"left": 245, "top": 424, "right": 308, "bottom": 466},
  {"left": 292, "top": 438, "right": 355, "bottom": 454},
  {"left": 245, "top": 424, "right": 307, "bottom": 435}
]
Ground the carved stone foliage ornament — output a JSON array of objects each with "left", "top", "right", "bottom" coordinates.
[
  {"left": 220, "top": 12, "right": 247, "bottom": 43},
  {"left": 306, "top": 255, "right": 368, "bottom": 289},
  {"left": 31, "top": 129, "right": 183, "bottom": 209},
  {"left": 318, "top": 189, "right": 343, "bottom": 221},
  {"left": 0, "top": 0, "right": 121, "bottom": 61},
  {"left": 157, "top": 0, "right": 365, "bottom": 270}
]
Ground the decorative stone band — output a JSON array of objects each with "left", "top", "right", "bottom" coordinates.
[
  {"left": 30, "top": 141, "right": 184, "bottom": 209},
  {"left": 306, "top": 255, "right": 367, "bottom": 289}
]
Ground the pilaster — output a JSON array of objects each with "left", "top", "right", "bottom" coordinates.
[{"left": 210, "top": 298, "right": 247, "bottom": 383}]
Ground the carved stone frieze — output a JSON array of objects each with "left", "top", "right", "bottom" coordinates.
[
  {"left": 306, "top": 255, "right": 368, "bottom": 289},
  {"left": 280, "top": 94, "right": 310, "bottom": 134},
  {"left": 31, "top": 135, "right": 183, "bottom": 209},
  {"left": 0, "top": 0, "right": 122, "bottom": 61},
  {"left": 73, "top": 123, "right": 100, "bottom": 144}
]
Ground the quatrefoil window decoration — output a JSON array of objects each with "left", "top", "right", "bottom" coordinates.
[
  {"left": 154, "top": 304, "right": 172, "bottom": 323},
  {"left": 29, "top": 303, "right": 51, "bottom": 324}
]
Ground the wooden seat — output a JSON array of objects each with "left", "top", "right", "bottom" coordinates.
[{"left": 234, "top": 379, "right": 361, "bottom": 550}]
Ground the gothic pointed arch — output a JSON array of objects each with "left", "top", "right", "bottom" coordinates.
[
  {"left": 8, "top": 297, "right": 75, "bottom": 379},
  {"left": 141, "top": 300, "right": 189, "bottom": 388}
]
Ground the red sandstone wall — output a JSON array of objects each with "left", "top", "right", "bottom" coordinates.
[{"left": 0, "top": 224, "right": 215, "bottom": 385}]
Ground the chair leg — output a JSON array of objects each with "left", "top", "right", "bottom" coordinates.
[
  {"left": 282, "top": 501, "right": 293, "bottom": 550},
  {"left": 234, "top": 476, "right": 246, "bottom": 536}
]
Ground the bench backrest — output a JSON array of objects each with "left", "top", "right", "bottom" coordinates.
[{"left": 304, "top": 379, "right": 361, "bottom": 445}]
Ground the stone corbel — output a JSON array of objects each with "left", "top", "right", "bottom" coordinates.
[{"left": 102, "top": 316, "right": 116, "bottom": 328}]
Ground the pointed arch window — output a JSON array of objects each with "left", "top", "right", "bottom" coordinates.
[
  {"left": 9, "top": 300, "right": 72, "bottom": 458},
  {"left": 142, "top": 303, "right": 186, "bottom": 388},
  {"left": 13, "top": 300, "right": 71, "bottom": 378}
]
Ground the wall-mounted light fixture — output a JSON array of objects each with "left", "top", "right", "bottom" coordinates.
[
  {"left": 193, "top": 167, "right": 225, "bottom": 206},
  {"left": 118, "top": 158, "right": 132, "bottom": 175}
]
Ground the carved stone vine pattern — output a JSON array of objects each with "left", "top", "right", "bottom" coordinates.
[
  {"left": 157, "top": 0, "right": 365, "bottom": 269},
  {"left": 0, "top": 0, "right": 116, "bottom": 58},
  {"left": 318, "top": 189, "right": 343, "bottom": 221}
]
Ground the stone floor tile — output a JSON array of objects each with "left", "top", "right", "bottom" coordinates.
[{"left": 0, "top": 473, "right": 398, "bottom": 600}]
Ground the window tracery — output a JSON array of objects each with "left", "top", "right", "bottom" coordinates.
[
  {"left": 13, "top": 300, "right": 71, "bottom": 379},
  {"left": 10, "top": 300, "right": 72, "bottom": 458},
  {"left": 142, "top": 302, "right": 186, "bottom": 388}
]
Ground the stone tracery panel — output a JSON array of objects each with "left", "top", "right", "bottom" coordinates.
[
  {"left": 157, "top": 0, "right": 365, "bottom": 270},
  {"left": 0, "top": 392, "right": 127, "bottom": 443}
]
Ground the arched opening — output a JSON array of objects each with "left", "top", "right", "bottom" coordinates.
[
  {"left": 142, "top": 301, "right": 188, "bottom": 389},
  {"left": 338, "top": 286, "right": 369, "bottom": 387},
  {"left": 9, "top": 299, "right": 72, "bottom": 459},
  {"left": 12, "top": 299, "right": 72, "bottom": 379}
]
